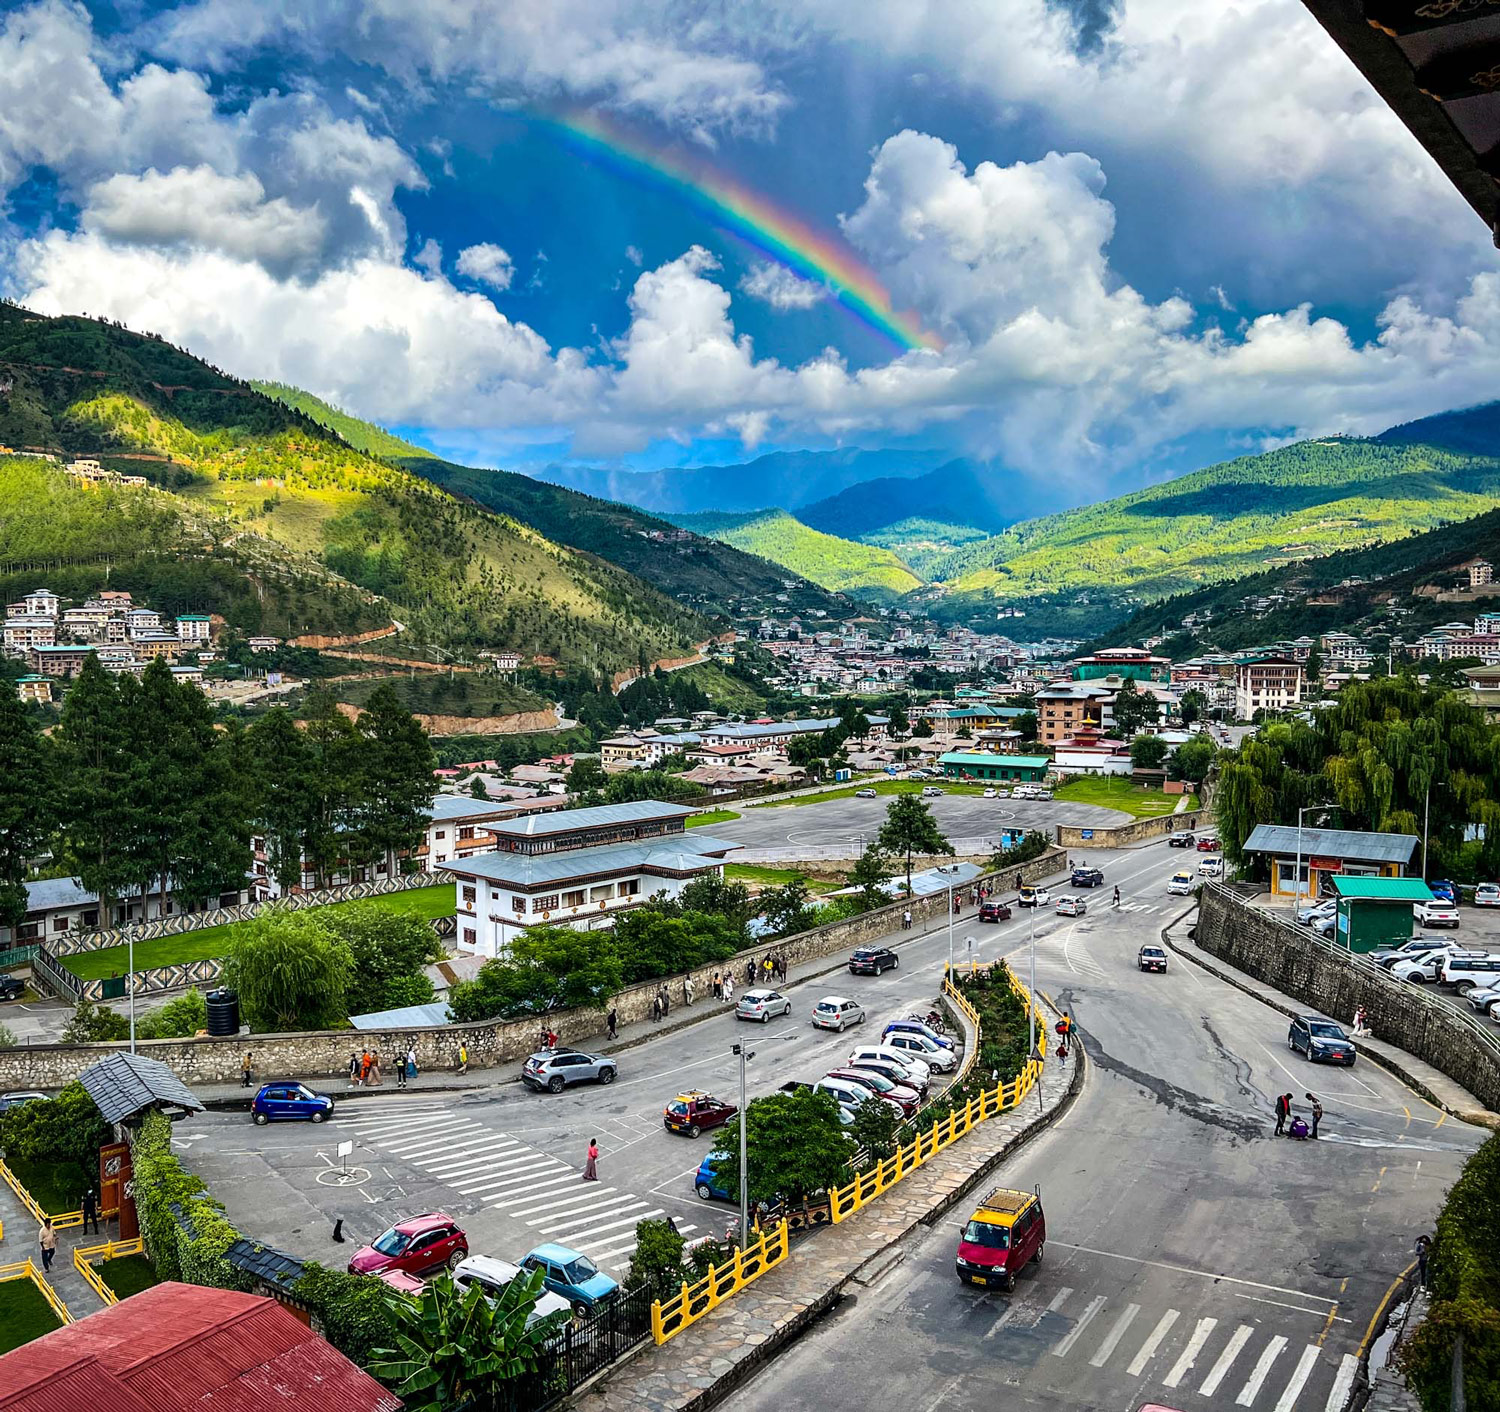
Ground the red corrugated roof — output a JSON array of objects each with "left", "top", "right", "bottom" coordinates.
[{"left": 0, "top": 1283, "right": 400, "bottom": 1412}]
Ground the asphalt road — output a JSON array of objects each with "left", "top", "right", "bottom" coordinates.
[{"left": 717, "top": 858, "right": 1484, "bottom": 1412}]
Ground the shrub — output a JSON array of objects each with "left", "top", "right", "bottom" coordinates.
[
  {"left": 219, "top": 907, "right": 351, "bottom": 1032},
  {"left": 136, "top": 988, "right": 207, "bottom": 1040},
  {"left": 62, "top": 998, "right": 130, "bottom": 1043},
  {"left": 628, "top": 1217, "right": 687, "bottom": 1298},
  {"left": 294, "top": 1263, "right": 400, "bottom": 1367},
  {"left": 0, "top": 1081, "right": 111, "bottom": 1172}
]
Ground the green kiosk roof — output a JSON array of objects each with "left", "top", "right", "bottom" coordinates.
[{"left": 1330, "top": 877, "right": 1434, "bottom": 902}]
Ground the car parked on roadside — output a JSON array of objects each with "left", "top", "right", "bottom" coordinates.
[
  {"left": 1465, "top": 985, "right": 1500, "bottom": 1016},
  {"left": 1167, "top": 832, "right": 1195, "bottom": 849},
  {"left": 1138, "top": 945, "right": 1168, "bottom": 973},
  {"left": 736, "top": 988, "right": 792, "bottom": 1023},
  {"left": 883, "top": 1028, "right": 958, "bottom": 1071},
  {"left": 847, "top": 1044, "right": 932, "bottom": 1090},
  {"left": 848, "top": 946, "right": 899, "bottom": 975},
  {"left": 521, "top": 1049, "right": 617, "bottom": 1094},
  {"left": 251, "top": 1082, "right": 334, "bottom": 1125},
  {"left": 520, "top": 1244, "right": 619, "bottom": 1312},
  {"left": 1414, "top": 900, "right": 1460, "bottom": 929},
  {"left": 884, "top": 1018, "right": 956, "bottom": 1052},
  {"left": 1296, "top": 898, "right": 1336, "bottom": 925},
  {"left": 663, "top": 1091, "right": 737, "bottom": 1139},
  {"left": 982, "top": 788, "right": 998, "bottom": 799},
  {"left": 1440, "top": 954, "right": 1500, "bottom": 993},
  {"left": 1288, "top": 1015, "right": 1356, "bottom": 1065},
  {"left": 1475, "top": 882, "right": 1500, "bottom": 908},
  {"left": 816, "top": 1075, "right": 903, "bottom": 1116},
  {"left": 1370, "top": 937, "right": 1469, "bottom": 969},
  {"left": 0, "top": 976, "right": 25, "bottom": 1002},
  {"left": 847, "top": 1054, "right": 929, "bottom": 1097},
  {"left": 1196, "top": 837, "right": 1221, "bottom": 852},
  {"left": 1070, "top": 867, "right": 1104, "bottom": 889},
  {"left": 979, "top": 899, "right": 1012, "bottom": 923},
  {"left": 452, "top": 1255, "right": 574, "bottom": 1328},
  {"left": 812, "top": 996, "right": 867, "bottom": 1031},
  {"left": 376, "top": 1269, "right": 427, "bottom": 1296},
  {"left": 349, "top": 1213, "right": 468, "bottom": 1278},
  {"left": 922, "top": 786, "right": 945, "bottom": 797},
  {"left": 1055, "top": 895, "right": 1086, "bottom": 917},
  {"left": 0, "top": 1091, "right": 46, "bottom": 1114},
  {"left": 1429, "top": 879, "right": 1458, "bottom": 905},
  {"left": 855, "top": 788, "right": 878, "bottom": 798},
  {"left": 824, "top": 1067, "right": 920, "bottom": 1117},
  {"left": 694, "top": 1152, "right": 734, "bottom": 1202},
  {"left": 1390, "top": 947, "right": 1489, "bottom": 983}
]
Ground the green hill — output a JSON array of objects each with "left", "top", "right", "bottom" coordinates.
[
  {"left": 665, "top": 508, "right": 925, "bottom": 599},
  {"left": 930, "top": 433, "right": 1500, "bottom": 606},
  {"left": 0, "top": 305, "right": 707, "bottom": 670},
  {"left": 255, "top": 383, "right": 851, "bottom": 620}
]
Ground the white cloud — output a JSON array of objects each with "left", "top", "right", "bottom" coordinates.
[
  {"left": 739, "top": 263, "right": 825, "bottom": 311},
  {"left": 413, "top": 238, "right": 444, "bottom": 276},
  {"left": 625, "top": 245, "right": 643, "bottom": 267},
  {"left": 456, "top": 242, "right": 515, "bottom": 290}
]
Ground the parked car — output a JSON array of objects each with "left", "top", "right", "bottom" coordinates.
[
  {"left": 847, "top": 1054, "right": 928, "bottom": 1096},
  {"left": 1429, "top": 879, "right": 1458, "bottom": 905},
  {"left": 1474, "top": 882, "right": 1500, "bottom": 908},
  {"left": 1465, "top": 985, "right": 1500, "bottom": 1016},
  {"left": 1138, "top": 945, "right": 1168, "bottom": 973},
  {"left": 452, "top": 1255, "right": 574, "bottom": 1328},
  {"left": 1167, "top": 832, "right": 1195, "bottom": 849},
  {"left": 1391, "top": 947, "right": 1489, "bottom": 983},
  {"left": 848, "top": 946, "right": 899, "bottom": 975},
  {"left": 1296, "top": 899, "right": 1337, "bottom": 925},
  {"left": 349, "top": 1213, "right": 468, "bottom": 1278},
  {"left": 1308, "top": 912, "right": 1337, "bottom": 938},
  {"left": 884, "top": 1017, "right": 956, "bottom": 1052},
  {"left": 1070, "top": 867, "right": 1104, "bottom": 889},
  {"left": 824, "top": 1067, "right": 920, "bottom": 1117},
  {"left": 982, "top": 788, "right": 998, "bottom": 799},
  {"left": 1370, "top": 937, "right": 1469, "bottom": 969},
  {"left": 1018, "top": 886, "right": 1051, "bottom": 908},
  {"left": 376, "top": 1269, "right": 427, "bottom": 1297},
  {"left": 694, "top": 1152, "right": 733, "bottom": 1202},
  {"left": 883, "top": 1028, "right": 959, "bottom": 1071},
  {"left": 736, "top": 988, "right": 792, "bottom": 1023},
  {"left": 520, "top": 1244, "right": 619, "bottom": 1312},
  {"left": 855, "top": 788, "right": 878, "bottom": 798},
  {"left": 1167, "top": 871, "right": 1195, "bottom": 896},
  {"left": 922, "top": 786, "right": 945, "bottom": 797},
  {"left": 0, "top": 976, "right": 25, "bottom": 1002},
  {"left": 1055, "top": 895, "right": 1087, "bottom": 917},
  {"left": 955, "top": 1185, "right": 1046, "bottom": 1293},
  {"left": 1196, "top": 837, "right": 1221, "bottom": 852},
  {"left": 0, "top": 1091, "right": 46, "bottom": 1114},
  {"left": 663, "top": 1091, "right": 737, "bottom": 1139},
  {"left": 847, "top": 1044, "right": 932, "bottom": 1090},
  {"left": 1440, "top": 954, "right": 1500, "bottom": 993},
  {"left": 816, "top": 1075, "right": 902, "bottom": 1115},
  {"left": 812, "top": 996, "right": 867, "bottom": 1032},
  {"left": 979, "top": 899, "right": 1012, "bottom": 923},
  {"left": 251, "top": 1082, "right": 334, "bottom": 1125},
  {"left": 1287, "top": 1015, "right": 1356, "bottom": 1066},
  {"left": 521, "top": 1049, "right": 617, "bottom": 1094},
  {"left": 1198, "top": 856, "right": 1224, "bottom": 879},
  {"left": 1414, "top": 900, "right": 1460, "bottom": 929}
]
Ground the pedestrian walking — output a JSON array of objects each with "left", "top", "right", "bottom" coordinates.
[
  {"left": 405, "top": 1045, "right": 418, "bottom": 1082},
  {"left": 650, "top": 993, "right": 662, "bottom": 1023},
  {"left": 1414, "top": 1234, "right": 1431, "bottom": 1288},
  {"left": 359, "top": 1050, "right": 373, "bottom": 1085},
  {"left": 368, "top": 1051, "right": 382, "bottom": 1086},
  {"left": 724, "top": 975, "right": 734, "bottom": 1004},
  {"left": 1274, "top": 1092, "right": 1291, "bottom": 1136},
  {"left": 746, "top": 957, "right": 756, "bottom": 986},
  {"left": 1306, "top": 1093, "right": 1323, "bottom": 1139},
  {"left": 582, "top": 1138, "right": 600, "bottom": 1182},
  {"left": 457, "top": 1041, "right": 469, "bottom": 1074},
  {"left": 684, "top": 974, "right": 694, "bottom": 1006},
  {"left": 607, "top": 1006, "right": 618, "bottom": 1040},
  {"left": 38, "top": 1218, "right": 56, "bottom": 1273},
  {"left": 1014, "top": 873, "right": 1023, "bottom": 892},
  {"left": 81, "top": 1187, "right": 99, "bottom": 1236},
  {"left": 241, "top": 1052, "right": 254, "bottom": 1088},
  {"left": 348, "top": 1051, "right": 361, "bottom": 1087},
  {"left": 1112, "top": 886, "right": 1120, "bottom": 907}
]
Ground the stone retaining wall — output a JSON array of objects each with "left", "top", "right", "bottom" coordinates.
[
  {"left": 1196, "top": 883, "right": 1500, "bottom": 1113},
  {"left": 0, "top": 850, "right": 1068, "bottom": 1091},
  {"left": 1055, "top": 808, "right": 1206, "bottom": 850}
]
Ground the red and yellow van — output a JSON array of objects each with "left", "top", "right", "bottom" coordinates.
[{"left": 955, "top": 1185, "right": 1045, "bottom": 1292}]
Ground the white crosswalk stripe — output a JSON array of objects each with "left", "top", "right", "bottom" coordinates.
[
  {"left": 1236, "top": 1334, "right": 1287, "bottom": 1406},
  {"left": 544, "top": 1207, "right": 661, "bottom": 1246},
  {"left": 1089, "top": 1303, "right": 1140, "bottom": 1369},
  {"left": 1272, "top": 1345, "right": 1321, "bottom": 1412},
  {"left": 514, "top": 1188, "right": 628, "bottom": 1222},
  {"left": 1127, "top": 1307, "right": 1179, "bottom": 1377},
  {"left": 1163, "top": 1316, "right": 1217, "bottom": 1388},
  {"left": 1199, "top": 1323, "right": 1254, "bottom": 1397},
  {"left": 1325, "top": 1353, "right": 1358, "bottom": 1412},
  {"left": 1051, "top": 1295, "right": 1106, "bottom": 1359}
]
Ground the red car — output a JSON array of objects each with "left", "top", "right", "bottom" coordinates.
[
  {"left": 825, "top": 1067, "right": 920, "bottom": 1117},
  {"left": 979, "top": 900, "right": 1012, "bottom": 923},
  {"left": 348, "top": 1212, "right": 468, "bottom": 1278},
  {"left": 663, "top": 1090, "right": 738, "bottom": 1138},
  {"left": 1196, "top": 837, "right": 1221, "bottom": 852}
]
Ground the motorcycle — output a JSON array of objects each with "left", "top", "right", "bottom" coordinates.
[{"left": 911, "top": 1010, "right": 946, "bottom": 1034}]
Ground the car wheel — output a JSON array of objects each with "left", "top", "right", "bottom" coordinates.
[
  {"left": 310, "top": 1110, "right": 325, "bottom": 1123},
  {"left": 1288, "top": 1036, "right": 1296, "bottom": 1052},
  {"left": 688, "top": 1123, "right": 701, "bottom": 1138},
  {"left": 891, "top": 958, "right": 899, "bottom": 970},
  {"left": 449, "top": 1249, "right": 466, "bottom": 1271},
  {"left": 548, "top": 1076, "right": 565, "bottom": 1093},
  {"left": 599, "top": 1067, "right": 616, "bottom": 1085},
  {"left": 572, "top": 1301, "right": 589, "bottom": 1318},
  {"left": 1033, "top": 1243, "right": 1044, "bottom": 1264},
  {"left": 696, "top": 1182, "right": 715, "bottom": 1200},
  {"left": 1004, "top": 1270, "right": 1017, "bottom": 1293},
  {"left": 836, "top": 1020, "right": 845, "bottom": 1033},
  {"left": 762, "top": 1011, "right": 771, "bottom": 1023},
  {"left": 253, "top": 1111, "right": 268, "bottom": 1125}
]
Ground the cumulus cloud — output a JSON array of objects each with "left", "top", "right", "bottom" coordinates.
[
  {"left": 739, "top": 263, "right": 825, "bottom": 311},
  {"left": 456, "top": 242, "right": 515, "bottom": 290}
]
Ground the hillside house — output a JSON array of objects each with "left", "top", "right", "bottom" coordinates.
[
  {"left": 2, "top": 616, "right": 55, "bottom": 657},
  {"left": 15, "top": 674, "right": 52, "bottom": 704},
  {"left": 28, "top": 643, "right": 96, "bottom": 677},
  {"left": 1235, "top": 657, "right": 1304, "bottom": 718},
  {"left": 176, "top": 613, "right": 212, "bottom": 642}
]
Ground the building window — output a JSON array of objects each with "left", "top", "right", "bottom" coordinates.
[
  {"left": 618, "top": 879, "right": 640, "bottom": 897},
  {"left": 462, "top": 886, "right": 477, "bottom": 908},
  {"left": 589, "top": 883, "right": 615, "bottom": 902},
  {"left": 458, "top": 826, "right": 475, "bottom": 840},
  {"left": 463, "top": 927, "right": 477, "bottom": 947},
  {"left": 535, "top": 894, "right": 560, "bottom": 911},
  {"left": 562, "top": 889, "right": 586, "bottom": 908},
  {"left": 511, "top": 895, "right": 528, "bottom": 912},
  {"left": 434, "top": 830, "right": 446, "bottom": 840},
  {"left": 53, "top": 916, "right": 69, "bottom": 932}
]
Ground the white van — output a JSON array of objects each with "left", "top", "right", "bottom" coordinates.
[
  {"left": 846, "top": 1045, "right": 932, "bottom": 1090},
  {"left": 1441, "top": 953, "right": 1500, "bottom": 993},
  {"left": 1167, "top": 870, "right": 1196, "bottom": 895},
  {"left": 1198, "top": 856, "right": 1224, "bottom": 878}
]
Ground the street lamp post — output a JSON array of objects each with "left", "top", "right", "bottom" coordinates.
[
  {"left": 1027, "top": 901, "right": 1036, "bottom": 1060},
  {"left": 1293, "top": 803, "right": 1330, "bottom": 906},
  {"left": 128, "top": 929, "right": 135, "bottom": 1055},
  {"left": 733, "top": 1041, "right": 752, "bottom": 1248}
]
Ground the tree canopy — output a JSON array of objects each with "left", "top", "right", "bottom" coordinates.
[
  {"left": 709, "top": 1087, "right": 852, "bottom": 1205},
  {"left": 878, "top": 794, "right": 954, "bottom": 892}
]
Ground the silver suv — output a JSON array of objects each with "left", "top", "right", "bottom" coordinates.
[{"left": 521, "top": 1049, "right": 617, "bottom": 1093}]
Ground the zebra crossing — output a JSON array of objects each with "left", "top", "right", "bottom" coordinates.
[
  {"left": 1006, "top": 1284, "right": 1357, "bottom": 1409},
  {"left": 336, "top": 1102, "right": 695, "bottom": 1273}
]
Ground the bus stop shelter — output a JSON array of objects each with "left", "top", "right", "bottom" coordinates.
[{"left": 1329, "top": 876, "right": 1433, "bottom": 954}]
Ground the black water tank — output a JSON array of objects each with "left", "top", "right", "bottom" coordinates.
[{"left": 205, "top": 989, "right": 240, "bottom": 1037}]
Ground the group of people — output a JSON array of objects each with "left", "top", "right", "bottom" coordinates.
[
  {"left": 1273, "top": 1091, "right": 1324, "bottom": 1139},
  {"left": 348, "top": 1046, "right": 420, "bottom": 1088},
  {"left": 708, "top": 971, "right": 737, "bottom": 1003}
]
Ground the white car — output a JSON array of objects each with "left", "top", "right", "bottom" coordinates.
[
  {"left": 922, "top": 786, "right": 945, "bottom": 797},
  {"left": 882, "top": 1029, "right": 958, "bottom": 1072},
  {"left": 736, "top": 989, "right": 792, "bottom": 1022},
  {"left": 1167, "top": 871, "right": 1195, "bottom": 896},
  {"left": 1055, "top": 895, "right": 1087, "bottom": 917},
  {"left": 846, "top": 1045, "right": 932, "bottom": 1089},
  {"left": 1414, "top": 900, "right": 1460, "bottom": 929},
  {"left": 1475, "top": 883, "right": 1500, "bottom": 908},
  {"left": 451, "top": 1256, "right": 573, "bottom": 1329},
  {"left": 982, "top": 788, "right": 997, "bottom": 798},
  {"left": 1198, "top": 856, "right": 1224, "bottom": 878},
  {"left": 812, "top": 996, "right": 866, "bottom": 1031},
  {"left": 855, "top": 788, "right": 878, "bottom": 798},
  {"left": 1297, "top": 899, "right": 1336, "bottom": 925}
]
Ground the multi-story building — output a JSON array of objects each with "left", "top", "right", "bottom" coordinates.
[
  {"left": 131, "top": 632, "right": 182, "bottom": 661},
  {"left": 1035, "top": 683, "right": 1114, "bottom": 745},
  {"left": 29, "top": 643, "right": 97, "bottom": 677},
  {"left": 21, "top": 588, "right": 58, "bottom": 618},
  {"left": 176, "top": 613, "right": 212, "bottom": 642},
  {"left": 15, "top": 675, "right": 52, "bottom": 704},
  {"left": 3, "top": 616, "right": 56, "bottom": 658},
  {"left": 126, "top": 608, "right": 162, "bottom": 635},
  {"left": 1471, "top": 559, "right": 1494, "bottom": 588},
  {"left": 1069, "top": 647, "right": 1171, "bottom": 682},
  {"left": 1235, "top": 657, "right": 1304, "bottom": 719}
]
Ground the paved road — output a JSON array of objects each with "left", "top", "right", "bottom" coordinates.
[{"left": 715, "top": 858, "right": 1483, "bottom": 1412}]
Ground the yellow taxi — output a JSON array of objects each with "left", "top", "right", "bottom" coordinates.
[{"left": 955, "top": 1185, "right": 1046, "bottom": 1292}]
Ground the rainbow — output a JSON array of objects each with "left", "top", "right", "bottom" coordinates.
[{"left": 541, "top": 112, "right": 941, "bottom": 353}]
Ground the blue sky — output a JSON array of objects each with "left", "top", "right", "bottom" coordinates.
[{"left": 3, "top": 0, "right": 1499, "bottom": 510}]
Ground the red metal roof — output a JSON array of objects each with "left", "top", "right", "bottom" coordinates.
[{"left": 0, "top": 1283, "right": 401, "bottom": 1412}]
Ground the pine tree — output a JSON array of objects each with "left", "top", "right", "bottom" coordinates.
[
  {"left": 0, "top": 692, "right": 54, "bottom": 929},
  {"left": 356, "top": 684, "right": 437, "bottom": 879},
  {"left": 56, "top": 657, "right": 132, "bottom": 921},
  {"left": 246, "top": 708, "right": 316, "bottom": 894},
  {"left": 878, "top": 794, "right": 954, "bottom": 894}
]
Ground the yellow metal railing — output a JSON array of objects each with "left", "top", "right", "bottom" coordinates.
[
  {"left": 0, "top": 1157, "right": 118, "bottom": 1232},
  {"left": 827, "top": 962, "right": 1047, "bottom": 1223},
  {"left": 0, "top": 1256, "right": 72, "bottom": 1325},
  {"left": 73, "top": 1237, "right": 145, "bottom": 1307},
  {"left": 651, "top": 1221, "right": 790, "bottom": 1344}
]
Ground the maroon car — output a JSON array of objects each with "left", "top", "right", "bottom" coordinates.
[
  {"left": 979, "top": 900, "right": 1012, "bottom": 923},
  {"left": 348, "top": 1212, "right": 468, "bottom": 1278},
  {"left": 825, "top": 1067, "right": 921, "bottom": 1117}
]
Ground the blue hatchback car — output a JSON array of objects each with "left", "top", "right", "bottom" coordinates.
[
  {"left": 694, "top": 1152, "right": 733, "bottom": 1202},
  {"left": 520, "top": 1244, "right": 619, "bottom": 1310},
  {"left": 1430, "top": 879, "right": 1458, "bottom": 904},
  {"left": 251, "top": 1082, "right": 334, "bottom": 1125}
]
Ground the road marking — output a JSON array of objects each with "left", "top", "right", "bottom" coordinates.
[
  {"left": 338, "top": 1107, "right": 455, "bottom": 1128},
  {"left": 1162, "top": 1317, "right": 1216, "bottom": 1388},
  {"left": 1272, "top": 1345, "right": 1321, "bottom": 1412},
  {"left": 546, "top": 1207, "right": 662, "bottom": 1245},
  {"left": 344, "top": 1116, "right": 463, "bottom": 1142},
  {"left": 481, "top": 1171, "right": 581, "bottom": 1202},
  {"left": 1236, "top": 1334, "right": 1287, "bottom": 1405},
  {"left": 982, "top": 1304, "right": 1020, "bottom": 1341},
  {"left": 1051, "top": 1295, "right": 1105, "bottom": 1358},
  {"left": 414, "top": 1133, "right": 520, "bottom": 1164},
  {"left": 1127, "top": 1308, "right": 1179, "bottom": 1376},
  {"left": 1047, "top": 1243, "right": 1339, "bottom": 1309},
  {"left": 421, "top": 1145, "right": 526, "bottom": 1177},
  {"left": 383, "top": 1124, "right": 489, "bottom": 1157},
  {"left": 1325, "top": 1352, "right": 1358, "bottom": 1411},
  {"left": 508, "top": 1187, "right": 626, "bottom": 1220},
  {"left": 1370, "top": 1165, "right": 1386, "bottom": 1193},
  {"left": 450, "top": 1151, "right": 557, "bottom": 1184},
  {"left": 1234, "top": 1292, "right": 1351, "bottom": 1321},
  {"left": 453, "top": 1160, "right": 559, "bottom": 1194},
  {"left": 1199, "top": 1323, "right": 1253, "bottom": 1396},
  {"left": 1088, "top": 1302, "right": 1140, "bottom": 1367},
  {"left": 455, "top": 1165, "right": 572, "bottom": 1197},
  {"left": 1046, "top": 1286, "right": 1073, "bottom": 1314}
]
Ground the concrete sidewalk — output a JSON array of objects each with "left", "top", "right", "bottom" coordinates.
[{"left": 1163, "top": 918, "right": 1500, "bottom": 1128}]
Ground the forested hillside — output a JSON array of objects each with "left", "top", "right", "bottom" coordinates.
[{"left": 0, "top": 306, "right": 708, "bottom": 670}]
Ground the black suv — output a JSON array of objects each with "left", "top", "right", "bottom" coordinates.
[
  {"left": 1288, "top": 1015, "right": 1356, "bottom": 1066},
  {"left": 0, "top": 976, "right": 24, "bottom": 1002},
  {"left": 848, "top": 946, "right": 899, "bottom": 975},
  {"left": 1071, "top": 867, "right": 1105, "bottom": 888},
  {"left": 1167, "top": 833, "right": 1195, "bottom": 848}
]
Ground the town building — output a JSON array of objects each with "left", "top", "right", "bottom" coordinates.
[
  {"left": 1053, "top": 728, "right": 1131, "bottom": 776},
  {"left": 1328, "top": 876, "right": 1436, "bottom": 953},
  {"left": 126, "top": 607, "right": 162, "bottom": 634},
  {"left": 21, "top": 588, "right": 58, "bottom": 617},
  {"left": 1241, "top": 824, "right": 1419, "bottom": 898},
  {"left": 1471, "top": 559, "right": 1494, "bottom": 588},
  {"left": 28, "top": 642, "right": 97, "bottom": 677},
  {"left": 443, "top": 800, "right": 739, "bottom": 955},
  {"left": 2, "top": 615, "right": 55, "bottom": 657},
  {"left": 175, "top": 612, "right": 212, "bottom": 642},
  {"left": 0, "top": 875, "right": 250, "bottom": 945},
  {"left": 14, "top": 674, "right": 52, "bottom": 704},
  {"left": 131, "top": 631, "right": 183, "bottom": 660},
  {"left": 1069, "top": 647, "right": 1171, "bottom": 681},
  {"left": 1035, "top": 682, "right": 1114, "bottom": 745},
  {"left": 1234, "top": 656, "right": 1304, "bottom": 719},
  {"left": 246, "top": 635, "right": 282, "bottom": 652},
  {"left": 937, "top": 751, "right": 1050, "bottom": 783}
]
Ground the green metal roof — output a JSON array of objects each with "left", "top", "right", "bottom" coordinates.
[
  {"left": 939, "top": 752, "right": 1051, "bottom": 768},
  {"left": 1330, "top": 877, "right": 1434, "bottom": 901}
]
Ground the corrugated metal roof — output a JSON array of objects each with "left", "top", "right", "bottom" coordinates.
[
  {"left": 879, "top": 862, "right": 984, "bottom": 898},
  {"left": 76, "top": 1053, "right": 203, "bottom": 1124},
  {"left": 486, "top": 799, "right": 698, "bottom": 837},
  {"left": 939, "top": 753, "right": 1051, "bottom": 768},
  {"left": 1330, "top": 877, "right": 1434, "bottom": 901},
  {"left": 348, "top": 1001, "right": 452, "bottom": 1030},
  {"left": 443, "top": 834, "right": 739, "bottom": 887},
  {"left": 1242, "top": 825, "right": 1419, "bottom": 866}
]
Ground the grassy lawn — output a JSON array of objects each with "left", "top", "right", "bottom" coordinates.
[
  {"left": 62, "top": 884, "right": 454, "bottom": 981},
  {"left": 754, "top": 778, "right": 994, "bottom": 809},
  {"left": 1054, "top": 776, "right": 1199, "bottom": 819},
  {"left": 0, "top": 1277, "right": 61, "bottom": 1353},
  {"left": 98, "top": 1253, "right": 159, "bottom": 1301},
  {"left": 6, "top": 1156, "right": 91, "bottom": 1217},
  {"left": 724, "top": 864, "right": 837, "bottom": 892},
  {"left": 687, "top": 808, "right": 741, "bottom": 828}
]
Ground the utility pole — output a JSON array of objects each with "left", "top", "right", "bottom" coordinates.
[
  {"left": 128, "top": 928, "right": 135, "bottom": 1055},
  {"left": 1423, "top": 780, "right": 1432, "bottom": 882},
  {"left": 733, "top": 1042, "right": 752, "bottom": 1249}
]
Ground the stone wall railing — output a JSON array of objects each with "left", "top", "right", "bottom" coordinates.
[
  {"left": 1196, "top": 883, "right": 1500, "bottom": 1113},
  {"left": 0, "top": 849, "right": 1068, "bottom": 1092},
  {"left": 1055, "top": 809, "right": 1206, "bottom": 851}
]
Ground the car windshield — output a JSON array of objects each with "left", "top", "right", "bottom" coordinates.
[
  {"left": 1308, "top": 1023, "right": 1345, "bottom": 1039},
  {"left": 293, "top": 1085, "right": 314, "bottom": 1099},
  {"left": 564, "top": 1257, "right": 598, "bottom": 1283},
  {"left": 853, "top": 1070, "right": 894, "bottom": 1091},
  {"left": 963, "top": 1221, "right": 1010, "bottom": 1249},
  {"left": 372, "top": 1228, "right": 411, "bottom": 1256},
  {"left": 1141, "top": 949, "right": 1163, "bottom": 958}
]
